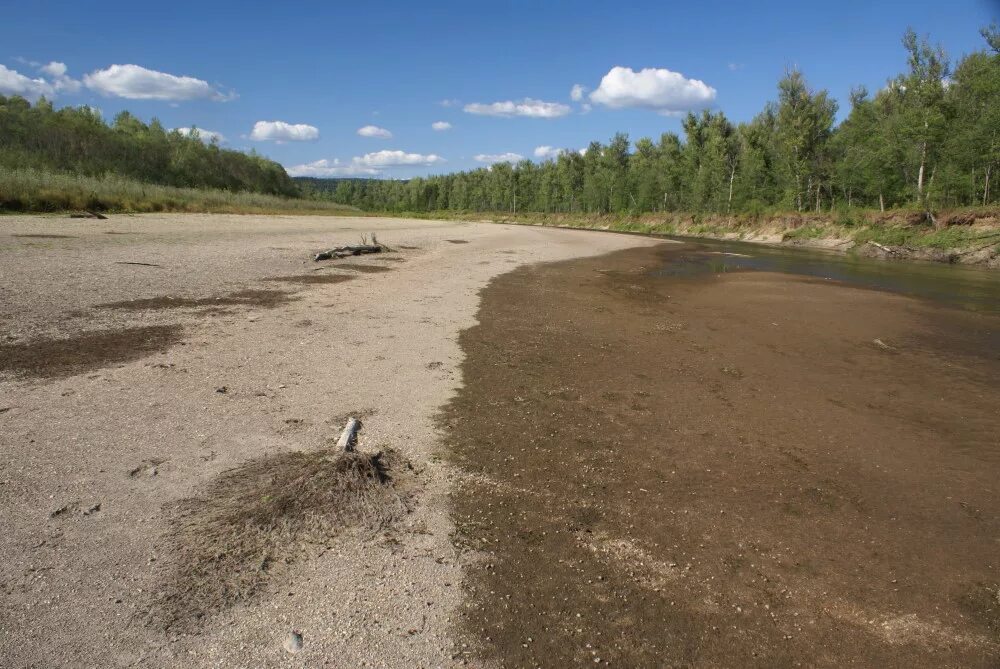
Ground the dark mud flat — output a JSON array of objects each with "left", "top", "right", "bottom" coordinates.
[{"left": 441, "top": 243, "right": 1000, "bottom": 668}]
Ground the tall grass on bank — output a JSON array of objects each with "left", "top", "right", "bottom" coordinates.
[{"left": 0, "top": 167, "right": 359, "bottom": 216}]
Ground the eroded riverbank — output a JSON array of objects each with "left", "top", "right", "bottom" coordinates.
[{"left": 441, "top": 242, "right": 1000, "bottom": 667}]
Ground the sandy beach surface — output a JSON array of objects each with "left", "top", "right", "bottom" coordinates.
[
  {"left": 3, "top": 214, "right": 999, "bottom": 668},
  {"left": 0, "top": 214, "right": 657, "bottom": 667}
]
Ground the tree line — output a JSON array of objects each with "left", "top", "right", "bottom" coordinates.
[
  {"left": 316, "top": 27, "right": 999, "bottom": 216},
  {"left": 0, "top": 96, "right": 297, "bottom": 196}
]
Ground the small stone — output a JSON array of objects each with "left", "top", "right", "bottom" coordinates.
[
  {"left": 49, "top": 505, "right": 71, "bottom": 518},
  {"left": 283, "top": 630, "right": 303, "bottom": 654},
  {"left": 215, "top": 386, "right": 228, "bottom": 394}
]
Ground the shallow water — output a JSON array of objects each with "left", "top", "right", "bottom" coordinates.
[{"left": 652, "top": 236, "right": 1000, "bottom": 313}]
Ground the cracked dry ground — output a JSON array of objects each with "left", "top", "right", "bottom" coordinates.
[{"left": 441, "top": 244, "right": 1000, "bottom": 668}]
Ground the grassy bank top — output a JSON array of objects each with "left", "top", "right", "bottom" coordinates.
[{"left": 0, "top": 167, "right": 357, "bottom": 216}]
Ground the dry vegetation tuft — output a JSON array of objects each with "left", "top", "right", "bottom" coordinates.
[{"left": 156, "top": 449, "right": 413, "bottom": 629}]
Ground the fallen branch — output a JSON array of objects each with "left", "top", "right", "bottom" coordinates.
[
  {"left": 868, "top": 241, "right": 900, "bottom": 256},
  {"left": 957, "top": 238, "right": 1000, "bottom": 256},
  {"left": 114, "top": 261, "right": 163, "bottom": 268},
  {"left": 69, "top": 210, "right": 108, "bottom": 220},
  {"left": 314, "top": 245, "right": 383, "bottom": 262},
  {"left": 336, "top": 417, "right": 361, "bottom": 452}
]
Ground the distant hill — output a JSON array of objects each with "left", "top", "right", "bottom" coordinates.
[{"left": 0, "top": 95, "right": 297, "bottom": 197}]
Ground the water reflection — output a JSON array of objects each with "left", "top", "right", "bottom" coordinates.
[{"left": 651, "top": 236, "right": 1000, "bottom": 313}]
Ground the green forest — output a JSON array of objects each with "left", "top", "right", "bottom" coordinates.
[
  {"left": 320, "top": 27, "right": 999, "bottom": 218},
  {"left": 0, "top": 97, "right": 297, "bottom": 199}
]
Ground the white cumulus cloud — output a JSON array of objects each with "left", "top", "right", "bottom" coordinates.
[
  {"left": 353, "top": 150, "right": 444, "bottom": 168},
  {"left": 39, "top": 61, "right": 66, "bottom": 77},
  {"left": 589, "top": 66, "right": 716, "bottom": 114},
  {"left": 0, "top": 64, "right": 54, "bottom": 100},
  {"left": 533, "top": 146, "right": 569, "bottom": 160},
  {"left": 173, "top": 126, "right": 225, "bottom": 143},
  {"left": 357, "top": 124, "right": 392, "bottom": 139},
  {"left": 474, "top": 152, "right": 523, "bottom": 164},
  {"left": 570, "top": 84, "right": 586, "bottom": 101},
  {"left": 286, "top": 151, "right": 445, "bottom": 177},
  {"left": 464, "top": 98, "right": 571, "bottom": 118},
  {"left": 431, "top": 121, "right": 452, "bottom": 131},
  {"left": 285, "top": 159, "right": 379, "bottom": 178},
  {"left": 83, "top": 64, "right": 233, "bottom": 101},
  {"left": 250, "top": 120, "right": 319, "bottom": 142},
  {"left": 41, "top": 61, "right": 81, "bottom": 93}
]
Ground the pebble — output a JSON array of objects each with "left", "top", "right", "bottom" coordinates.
[{"left": 283, "top": 630, "right": 303, "bottom": 654}]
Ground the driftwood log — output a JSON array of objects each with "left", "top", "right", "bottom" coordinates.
[
  {"left": 336, "top": 417, "right": 361, "bottom": 452},
  {"left": 314, "top": 245, "right": 383, "bottom": 262},
  {"left": 70, "top": 210, "right": 109, "bottom": 220}
]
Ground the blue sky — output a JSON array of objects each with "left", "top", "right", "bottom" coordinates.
[{"left": 3, "top": 0, "right": 998, "bottom": 178}]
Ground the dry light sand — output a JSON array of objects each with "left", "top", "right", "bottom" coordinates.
[{"left": 0, "top": 214, "right": 657, "bottom": 667}]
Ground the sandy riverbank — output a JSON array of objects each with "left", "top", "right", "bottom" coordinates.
[{"left": 0, "top": 213, "right": 657, "bottom": 667}]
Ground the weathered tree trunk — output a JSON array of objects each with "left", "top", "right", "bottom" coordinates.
[
  {"left": 336, "top": 417, "right": 360, "bottom": 452},
  {"left": 879, "top": 191, "right": 885, "bottom": 213},
  {"left": 726, "top": 164, "right": 736, "bottom": 214},
  {"left": 917, "top": 125, "right": 928, "bottom": 200},
  {"left": 985, "top": 164, "right": 992, "bottom": 205}
]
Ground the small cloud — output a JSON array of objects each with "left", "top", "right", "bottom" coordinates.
[
  {"left": 285, "top": 159, "right": 379, "bottom": 177},
  {"left": 439, "top": 98, "right": 461, "bottom": 107},
  {"left": 431, "top": 121, "right": 452, "bottom": 131},
  {"left": 38, "top": 61, "right": 81, "bottom": 93},
  {"left": 353, "top": 150, "right": 444, "bottom": 168},
  {"left": 357, "top": 124, "right": 392, "bottom": 139},
  {"left": 464, "top": 98, "right": 571, "bottom": 119},
  {"left": 727, "top": 62, "right": 745, "bottom": 71},
  {"left": 474, "top": 152, "right": 523, "bottom": 164},
  {"left": 0, "top": 64, "right": 54, "bottom": 100},
  {"left": 589, "top": 66, "right": 716, "bottom": 115},
  {"left": 570, "top": 84, "right": 587, "bottom": 101},
  {"left": 250, "top": 120, "right": 319, "bottom": 142},
  {"left": 83, "top": 64, "right": 234, "bottom": 101},
  {"left": 533, "top": 145, "right": 567, "bottom": 160},
  {"left": 173, "top": 126, "right": 225, "bottom": 143},
  {"left": 39, "top": 61, "right": 66, "bottom": 77}
]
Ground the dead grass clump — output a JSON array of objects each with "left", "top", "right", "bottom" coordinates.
[{"left": 157, "top": 449, "right": 412, "bottom": 629}]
